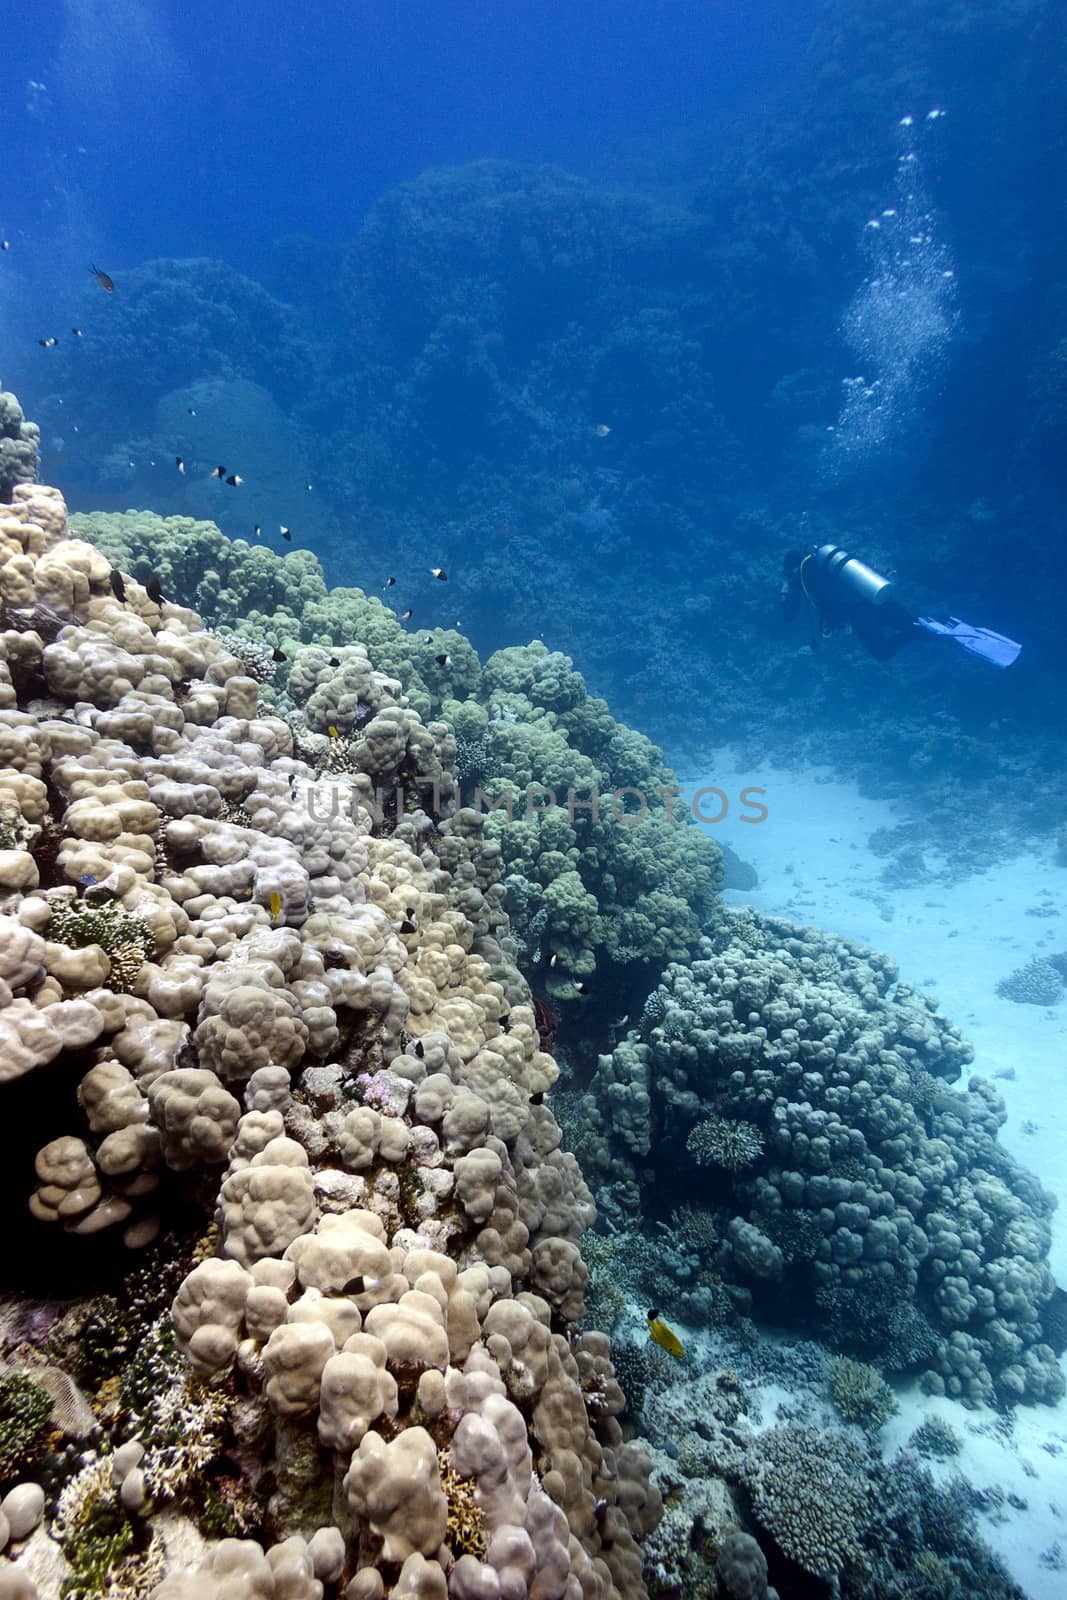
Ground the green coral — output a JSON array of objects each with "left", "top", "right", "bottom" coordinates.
[
  {"left": 686, "top": 1116, "right": 764, "bottom": 1172},
  {"left": 828, "top": 1355, "right": 899, "bottom": 1433},
  {"left": 0, "top": 1370, "right": 53, "bottom": 1484},
  {"left": 53, "top": 1456, "right": 164, "bottom": 1600},
  {"left": 68, "top": 509, "right": 326, "bottom": 629},
  {"left": 48, "top": 897, "right": 154, "bottom": 995}
]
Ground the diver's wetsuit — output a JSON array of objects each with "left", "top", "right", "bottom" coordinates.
[{"left": 782, "top": 549, "right": 918, "bottom": 661}]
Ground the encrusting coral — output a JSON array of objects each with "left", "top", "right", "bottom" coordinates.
[{"left": 0, "top": 476, "right": 662, "bottom": 1597}]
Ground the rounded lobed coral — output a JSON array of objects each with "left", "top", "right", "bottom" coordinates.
[
  {"left": 0, "top": 384, "right": 41, "bottom": 503},
  {"left": 64, "top": 511, "right": 724, "bottom": 1043},
  {"left": 585, "top": 909, "right": 1064, "bottom": 1407},
  {"left": 0, "top": 474, "right": 662, "bottom": 1599}
]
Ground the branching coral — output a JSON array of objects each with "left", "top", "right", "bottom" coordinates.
[
  {"left": 0, "top": 1371, "right": 53, "bottom": 1483},
  {"left": 48, "top": 896, "right": 154, "bottom": 995},
  {"left": 745, "top": 1422, "right": 870, "bottom": 1579},
  {"left": 686, "top": 1117, "right": 765, "bottom": 1172},
  {"left": 828, "top": 1355, "right": 898, "bottom": 1433}
]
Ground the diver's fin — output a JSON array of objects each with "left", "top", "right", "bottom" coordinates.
[{"left": 916, "top": 616, "right": 1021, "bottom": 667}]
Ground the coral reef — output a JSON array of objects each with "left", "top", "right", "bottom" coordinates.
[
  {"left": 995, "top": 957, "right": 1063, "bottom": 1006},
  {"left": 66, "top": 509, "right": 724, "bottom": 1044},
  {"left": 0, "top": 385, "right": 40, "bottom": 503},
  {"left": 642, "top": 1356, "right": 1026, "bottom": 1600},
  {"left": 827, "top": 1355, "right": 898, "bottom": 1433},
  {"left": 583, "top": 910, "right": 1064, "bottom": 1407},
  {"left": 0, "top": 477, "right": 662, "bottom": 1597}
]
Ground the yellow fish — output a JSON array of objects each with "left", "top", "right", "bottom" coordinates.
[
  {"left": 269, "top": 890, "right": 282, "bottom": 921},
  {"left": 646, "top": 1309, "right": 684, "bottom": 1360},
  {"left": 327, "top": 725, "right": 340, "bottom": 740}
]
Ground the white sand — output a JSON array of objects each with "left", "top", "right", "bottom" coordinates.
[{"left": 679, "top": 756, "right": 1067, "bottom": 1596}]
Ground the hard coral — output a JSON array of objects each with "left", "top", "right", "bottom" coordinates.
[{"left": 686, "top": 1116, "right": 764, "bottom": 1172}]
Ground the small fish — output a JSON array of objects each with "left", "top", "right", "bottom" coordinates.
[
  {"left": 613, "top": 1013, "right": 630, "bottom": 1029},
  {"left": 399, "top": 609, "right": 413, "bottom": 622},
  {"left": 431, "top": 567, "right": 448, "bottom": 581},
  {"left": 399, "top": 919, "right": 417, "bottom": 935},
  {"left": 328, "top": 656, "right": 340, "bottom": 667},
  {"left": 75, "top": 874, "right": 100, "bottom": 888},
  {"left": 1, "top": 240, "right": 9, "bottom": 251},
  {"left": 280, "top": 526, "right": 292, "bottom": 541},
  {"left": 225, "top": 473, "right": 244, "bottom": 487},
  {"left": 269, "top": 890, "right": 282, "bottom": 921},
  {"left": 144, "top": 574, "right": 165, "bottom": 605},
  {"left": 530, "top": 1090, "right": 544, "bottom": 1106},
  {"left": 210, "top": 465, "right": 226, "bottom": 479},
  {"left": 288, "top": 773, "right": 298, "bottom": 794},
  {"left": 90, "top": 264, "right": 115, "bottom": 293},
  {"left": 271, "top": 647, "right": 287, "bottom": 663},
  {"left": 435, "top": 653, "right": 451, "bottom": 668},
  {"left": 384, "top": 577, "right": 397, "bottom": 587},
  {"left": 253, "top": 524, "right": 262, "bottom": 537},
  {"left": 38, "top": 336, "right": 58, "bottom": 348},
  {"left": 187, "top": 406, "right": 197, "bottom": 416},
  {"left": 593, "top": 423, "right": 612, "bottom": 437},
  {"left": 575, "top": 981, "right": 590, "bottom": 997},
  {"left": 327, "top": 725, "right": 340, "bottom": 740},
  {"left": 304, "top": 482, "right": 313, "bottom": 491},
  {"left": 647, "top": 1310, "right": 684, "bottom": 1360},
  {"left": 71, "top": 327, "right": 84, "bottom": 337},
  {"left": 342, "top": 1275, "right": 366, "bottom": 1296},
  {"left": 549, "top": 953, "right": 558, "bottom": 968},
  {"left": 109, "top": 569, "right": 127, "bottom": 604},
  {"left": 175, "top": 456, "right": 185, "bottom": 474},
  {"left": 414, "top": 1040, "right": 425, "bottom": 1059}
]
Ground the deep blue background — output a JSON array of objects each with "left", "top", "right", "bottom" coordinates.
[
  {"left": 2, "top": 0, "right": 1065, "bottom": 837},
  {"left": 0, "top": 0, "right": 820, "bottom": 281}
]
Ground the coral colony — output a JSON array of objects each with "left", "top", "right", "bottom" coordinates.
[{"left": 0, "top": 392, "right": 1058, "bottom": 1598}]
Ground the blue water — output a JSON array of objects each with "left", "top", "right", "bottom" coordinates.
[{"left": 3, "top": 5, "right": 1067, "bottom": 1589}]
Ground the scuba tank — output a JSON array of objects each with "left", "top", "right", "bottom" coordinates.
[{"left": 810, "top": 544, "right": 895, "bottom": 606}]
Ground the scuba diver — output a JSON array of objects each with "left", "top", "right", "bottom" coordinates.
[{"left": 781, "top": 544, "right": 1021, "bottom": 667}]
